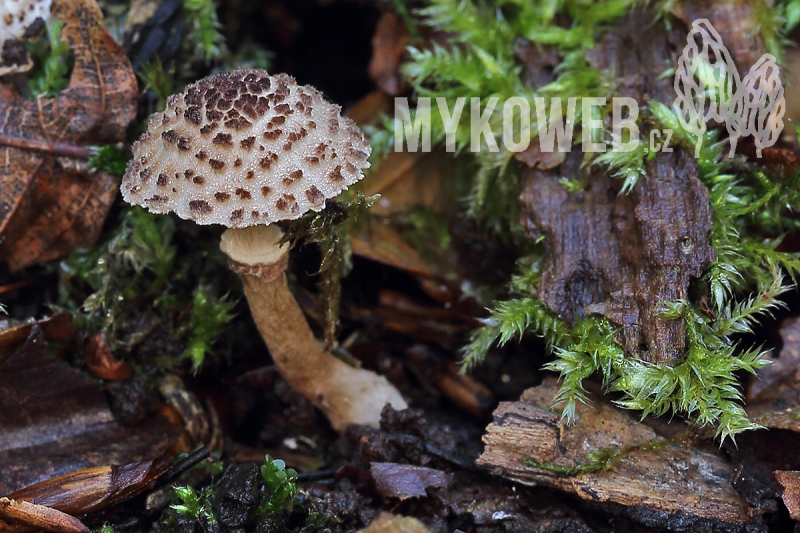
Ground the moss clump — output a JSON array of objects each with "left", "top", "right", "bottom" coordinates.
[
  {"left": 389, "top": 0, "right": 800, "bottom": 442},
  {"left": 59, "top": 206, "right": 237, "bottom": 373},
  {"left": 281, "top": 192, "right": 377, "bottom": 350}
]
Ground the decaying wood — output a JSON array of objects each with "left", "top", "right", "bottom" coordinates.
[
  {"left": 477, "top": 379, "right": 759, "bottom": 530},
  {"left": 522, "top": 150, "right": 715, "bottom": 364},
  {"left": 0, "top": 498, "right": 88, "bottom": 533},
  {"left": 774, "top": 471, "right": 800, "bottom": 520},
  {"left": 518, "top": 12, "right": 730, "bottom": 364},
  {"left": 666, "top": 0, "right": 763, "bottom": 70},
  {"left": 744, "top": 317, "right": 800, "bottom": 433}
]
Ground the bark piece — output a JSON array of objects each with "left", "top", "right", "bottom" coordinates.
[
  {"left": 0, "top": 498, "right": 89, "bottom": 533},
  {"left": 666, "top": 0, "right": 762, "bottom": 70},
  {"left": 477, "top": 379, "right": 759, "bottom": 529},
  {"left": 520, "top": 15, "right": 718, "bottom": 364},
  {"left": 774, "top": 471, "right": 800, "bottom": 520}
]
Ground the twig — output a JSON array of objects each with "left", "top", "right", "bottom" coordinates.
[
  {"left": 0, "top": 133, "right": 95, "bottom": 159},
  {"left": 151, "top": 447, "right": 211, "bottom": 491}
]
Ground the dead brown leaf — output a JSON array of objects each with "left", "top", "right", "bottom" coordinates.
[
  {"left": 348, "top": 148, "right": 463, "bottom": 280},
  {"left": 84, "top": 332, "right": 133, "bottom": 381},
  {"left": 0, "top": 323, "right": 180, "bottom": 495},
  {"left": 0, "top": 458, "right": 170, "bottom": 533},
  {"left": 370, "top": 462, "right": 448, "bottom": 500},
  {"left": 0, "top": 0, "right": 137, "bottom": 271},
  {"left": 369, "top": 12, "right": 409, "bottom": 96},
  {"left": 0, "top": 311, "right": 74, "bottom": 365}
]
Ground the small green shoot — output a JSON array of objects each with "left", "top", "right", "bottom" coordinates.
[
  {"left": 88, "top": 145, "right": 130, "bottom": 175},
  {"left": 171, "top": 485, "right": 217, "bottom": 523},
  {"left": 258, "top": 455, "right": 298, "bottom": 516},
  {"left": 183, "top": 0, "right": 227, "bottom": 62},
  {"left": 281, "top": 193, "right": 377, "bottom": 350},
  {"left": 182, "top": 287, "right": 237, "bottom": 374}
]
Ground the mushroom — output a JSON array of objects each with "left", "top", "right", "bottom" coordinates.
[
  {"left": 0, "top": 0, "right": 51, "bottom": 75},
  {"left": 121, "top": 69, "right": 407, "bottom": 430}
]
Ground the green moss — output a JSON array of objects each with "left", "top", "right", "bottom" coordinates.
[
  {"left": 137, "top": 56, "right": 177, "bottom": 110},
  {"left": 59, "top": 206, "right": 235, "bottom": 372},
  {"left": 25, "top": 17, "right": 71, "bottom": 98},
  {"left": 521, "top": 436, "right": 673, "bottom": 476},
  {"left": 87, "top": 145, "right": 129, "bottom": 176},
  {"left": 393, "top": 1, "right": 800, "bottom": 442},
  {"left": 281, "top": 193, "right": 377, "bottom": 350},
  {"left": 782, "top": 0, "right": 800, "bottom": 32},
  {"left": 394, "top": 0, "right": 626, "bottom": 228},
  {"left": 182, "top": 287, "right": 237, "bottom": 374},
  {"left": 183, "top": 0, "right": 227, "bottom": 62},
  {"left": 170, "top": 485, "right": 218, "bottom": 523}
]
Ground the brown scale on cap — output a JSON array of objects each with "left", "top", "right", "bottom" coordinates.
[
  {"left": 213, "top": 133, "right": 233, "bottom": 145},
  {"left": 122, "top": 69, "right": 371, "bottom": 227}
]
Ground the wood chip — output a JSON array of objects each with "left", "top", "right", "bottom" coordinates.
[
  {"left": 477, "top": 378, "right": 759, "bottom": 529},
  {"left": 774, "top": 471, "right": 800, "bottom": 520}
]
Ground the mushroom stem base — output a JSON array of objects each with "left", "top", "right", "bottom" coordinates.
[{"left": 241, "top": 272, "right": 407, "bottom": 430}]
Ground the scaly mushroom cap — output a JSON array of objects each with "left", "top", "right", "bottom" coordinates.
[
  {"left": 0, "top": 0, "right": 50, "bottom": 42},
  {"left": 122, "top": 69, "right": 371, "bottom": 227},
  {"left": 0, "top": 0, "right": 51, "bottom": 75}
]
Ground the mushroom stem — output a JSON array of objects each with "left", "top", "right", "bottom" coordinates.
[{"left": 221, "top": 225, "right": 407, "bottom": 430}]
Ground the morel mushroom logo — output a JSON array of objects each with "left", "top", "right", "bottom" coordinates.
[{"left": 674, "top": 19, "right": 785, "bottom": 158}]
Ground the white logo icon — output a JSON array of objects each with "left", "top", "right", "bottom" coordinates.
[{"left": 674, "top": 19, "right": 785, "bottom": 158}]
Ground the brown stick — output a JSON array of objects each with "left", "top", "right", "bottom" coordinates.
[
  {"left": 0, "top": 134, "right": 95, "bottom": 159},
  {"left": 0, "top": 498, "right": 88, "bottom": 533}
]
